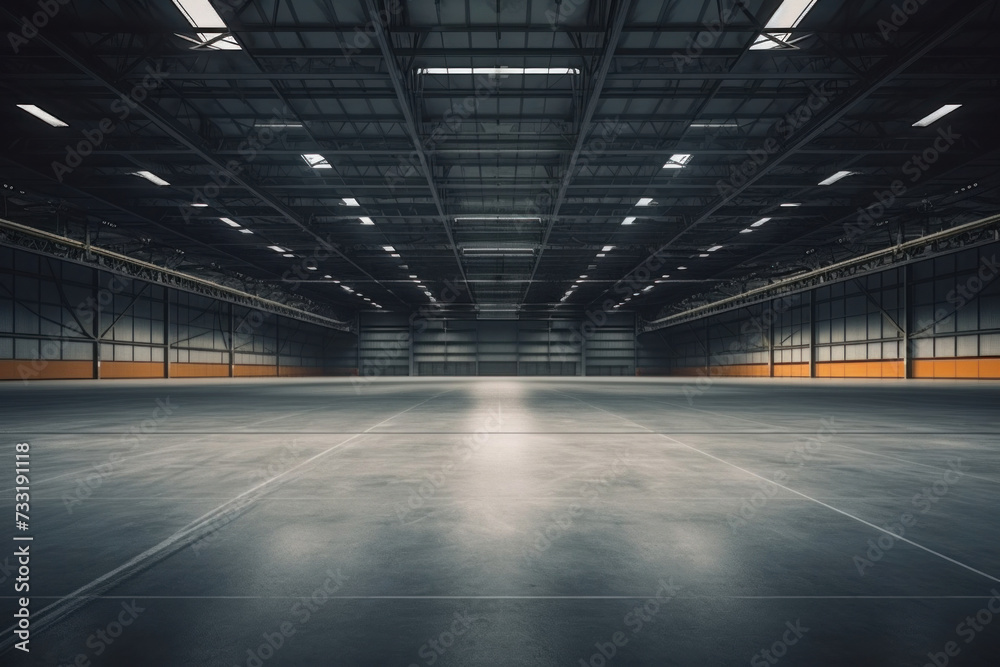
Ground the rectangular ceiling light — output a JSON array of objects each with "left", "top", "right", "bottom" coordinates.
[
  {"left": 171, "top": 0, "right": 241, "bottom": 50},
  {"left": 267, "top": 245, "right": 287, "bottom": 253},
  {"left": 689, "top": 122, "right": 739, "bottom": 128},
  {"left": 454, "top": 215, "right": 542, "bottom": 221},
  {"left": 751, "top": 217, "right": 771, "bottom": 227},
  {"left": 219, "top": 217, "right": 240, "bottom": 227},
  {"left": 818, "top": 171, "right": 855, "bottom": 186},
  {"left": 190, "top": 202, "right": 209, "bottom": 207},
  {"left": 621, "top": 217, "right": 636, "bottom": 225},
  {"left": 662, "top": 154, "right": 692, "bottom": 169},
  {"left": 382, "top": 245, "right": 396, "bottom": 252},
  {"left": 707, "top": 245, "right": 723, "bottom": 252},
  {"left": 342, "top": 197, "right": 360, "bottom": 206},
  {"left": 912, "top": 104, "right": 962, "bottom": 127},
  {"left": 780, "top": 202, "right": 802, "bottom": 207},
  {"left": 301, "top": 153, "right": 331, "bottom": 168},
  {"left": 132, "top": 170, "right": 170, "bottom": 186},
  {"left": 238, "top": 228, "right": 253, "bottom": 234},
  {"left": 16, "top": 104, "right": 68, "bottom": 127},
  {"left": 749, "top": 0, "right": 819, "bottom": 50},
  {"left": 602, "top": 245, "right": 615, "bottom": 252},
  {"left": 642, "top": 285, "right": 654, "bottom": 292},
  {"left": 635, "top": 198, "right": 654, "bottom": 206},
  {"left": 255, "top": 122, "right": 303, "bottom": 128},
  {"left": 419, "top": 67, "right": 579, "bottom": 75},
  {"left": 359, "top": 216, "right": 375, "bottom": 225}
]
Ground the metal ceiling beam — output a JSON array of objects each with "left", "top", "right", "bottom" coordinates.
[
  {"left": 522, "top": 0, "right": 633, "bottom": 304},
  {"left": 589, "top": 0, "right": 992, "bottom": 311},
  {"left": 361, "top": 0, "right": 470, "bottom": 302},
  {"left": 0, "top": 5, "right": 410, "bottom": 310}
]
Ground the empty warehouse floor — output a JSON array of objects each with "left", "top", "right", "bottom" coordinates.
[{"left": 2, "top": 377, "right": 999, "bottom": 666}]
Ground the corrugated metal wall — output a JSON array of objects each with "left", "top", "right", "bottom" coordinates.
[
  {"left": 358, "top": 313, "right": 636, "bottom": 376},
  {"left": 637, "top": 242, "right": 1000, "bottom": 379},
  {"left": 0, "top": 245, "right": 356, "bottom": 380}
]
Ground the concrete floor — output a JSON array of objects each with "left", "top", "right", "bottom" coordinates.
[{"left": 1, "top": 377, "right": 999, "bottom": 666}]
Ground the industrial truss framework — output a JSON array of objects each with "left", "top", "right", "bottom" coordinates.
[
  {"left": 640, "top": 212, "right": 1000, "bottom": 331},
  {"left": 0, "top": 218, "right": 353, "bottom": 332},
  {"left": 0, "top": 0, "right": 998, "bottom": 321}
]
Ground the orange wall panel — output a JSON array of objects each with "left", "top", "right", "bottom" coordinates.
[
  {"left": 0, "top": 359, "right": 93, "bottom": 380},
  {"left": 170, "top": 363, "right": 230, "bottom": 378},
  {"left": 101, "top": 361, "right": 165, "bottom": 379},
  {"left": 233, "top": 365, "right": 278, "bottom": 377}
]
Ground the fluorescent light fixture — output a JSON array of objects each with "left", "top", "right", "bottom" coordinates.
[
  {"left": 662, "top": 154, "right": 692, "bottom": 169},
  {"left": 707, "top": 245, "right": 723, "bottom": 252},
  {"left": 190, "top": 202, "right": 209, "bottom": 207},
  {"left": 408, "top": 274, "right": 418, "bottom": 278},
  {"left": 677, "top": 266, "right": 687, "bottom": 270},
  {"left": 282, "top": 253, "right": 295, "bottom": 258},
  {"left": 780, "top": 202, "right": 802, "bottom": 207},
  {"left": 818, "top": 170, "right": 855, "bottom": 186},
  {"left": 601, "top": 246, "right": 614, "bottom": 252},
  {"left": 340, "top": 285, "right": 352, "bottom": 292},
  {"left": 635, "top": 198, "right": 654, "bottom": 206},
  {"left": 306, "top": 266, "right": 317, "bottom": 271},
  {"left": 912, "top": 104, "right": 962, "bottom": 127},
  {"left": 323, "top": 275, "right": 332, "bottom": 279},
  {"left": 219, "top": 217, "right": 240, "bottom": 227},
  {"left": 132, "top": 170, "right": 170, "bottom": 186},
  {"left": 364, "top": 297, "right": 371, "bottom": 301},
  {"left": 699, "top": 254, "right": 710, "bottom": 258},
  {"left": 238, "top": 228, "right": 253, "bottom": 234},
  {"left": 419, "top": 67, "right": 579, "bottom": 75},
  {"left": 751, "top": 217, "right": 771, "bottom": 227},
  {"left": 462, "top": 247, "right": 534, "bottom": 253},
  {"left": 749, "top": 0, "right": 819, "bottom": 50},
  {"left": 689, "top": 122, "right": 740, "bottom": 128},
  {"left": 359, "top": 217, "right": 375, "bottom": 225},
  {"left": 642, "top": 285, "right": 654, "bottom": 292},
  {"left": 390, "top": 253, "right": 400, "bottom": 258},
  {"left": 740, "top": 228, "right": 754, "bottom": 234},
  {"left": 382, "top": 245, "right": 396, "bottom": 252},
  {"left": 256, "top": 122, "right": 303, "bottom": 128},
  {"left": 454, "top": 215, "right": 541, "bottom": 221},
  {"left": 621, "top": 217, "right": 636, "bottom": 225},
  {"left": 575, "top": 280, "right": 583, "bottom": 284},
  {"left": 171, "top": 0, "right": 240, "bottom": 49},
  {"left": 301, "top": 153, "right": 331, "bottom": 168},
  {"left": 16, "top": 104, "right": 68, "bottom": 127},
  {"left": 342, "top": 197, "right": 360, "bottom": 206},
  {"left": 596, "top": 253, "right": 606, "bottom": 258},
  {"left": 267, "top": 245, "right": 287, "bottom": 253},
  {"left": 579, "top": 275, "right": 588, "bottom": 278}
]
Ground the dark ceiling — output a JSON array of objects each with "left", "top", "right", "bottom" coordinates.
[{"left": 1, "top": 0, "right": 999, "bottom": 323}]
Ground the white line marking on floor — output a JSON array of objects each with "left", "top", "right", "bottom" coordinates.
[
  {"left": 550, "top": 388, "right": 1000, "bottom": 586},
  {"left": 0, "top": 389, "right": 455, "bottom": 655}
]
